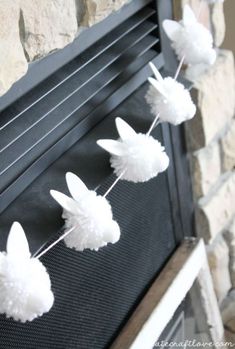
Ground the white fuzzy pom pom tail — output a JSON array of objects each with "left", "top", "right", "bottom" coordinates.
[
  {"left": 0, "top": 222, "right": 54, "bottom": 322},
  {"left": 50, "top": 173, "right": 120, "bottom": 251},
  {"left": 97, "top": 118, "right": 169, "bottom": 183}
]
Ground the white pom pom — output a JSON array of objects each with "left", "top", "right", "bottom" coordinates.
[
  {"left": 50, "top": 173, "right": 120, "bottom": 251},
  {"left": 0, "top": 222, "right": 54, "bottom": 322},
  {"left": 145, "top": 65, "right": 196, "bottom": 125},
  {"left": 163, "top": 5, "right": 216, "bottom": 66},
  {"left": 97, "top": 118, "right": 169, "bottom": 183}
]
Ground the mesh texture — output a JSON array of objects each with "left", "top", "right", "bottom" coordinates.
[{"left": 0, "top": 172, "right": 176, "bottom": 349}]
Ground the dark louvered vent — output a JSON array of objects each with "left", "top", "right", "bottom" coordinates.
[{"left": 0, "top": 0, "right": 163, "bottom": 213}]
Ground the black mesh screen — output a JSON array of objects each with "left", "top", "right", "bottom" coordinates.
[{"left": 0, "top": 172, "right": 176, "bottom": 349}]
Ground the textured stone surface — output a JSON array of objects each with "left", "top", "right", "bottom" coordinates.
[
  {"left": 83, "top": 0, "right": 130, "bottom": 26},
  {"left": 191, "top": 142, "right": 221, "bottom": 198},
  {"left": 211, "top": 2, "right": 226, "bottom": 47},
  {"left": 226, "top": 317, "right": 235, "bottom": 334},
  {"left": 221, "top": 289, "right": 235, "bottom": 323},
  {"left": 196, "top": 172, "right": 235, "bottom": 242},
  {"left": 221, "top": 119, "right": 235, "bottom": 172},
  {"left": 224, "top": 329, "right": 235, "bottom": 345},
  {"left": 224, "top": 219, "right": 235, "bottom": 288},
  {"left": 221, "top": 290, "right": 235, "bottom": 343},
  {"left": 0, "top": 0, "right": 132, "bottom": 96},
  {"left": 0, "top": 0, "right": 28, "bottom": 96},
  {"left": 186, "top": 50, "right": 235, "bottom": 151},
  {"left": 19, "top": 0, "right": 78, "bottom": 61},
  {"left": 207, "top": 236, "right": 232, "bottom": 303}
]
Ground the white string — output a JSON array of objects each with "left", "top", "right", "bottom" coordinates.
[
  {"left": 174, "top": 55, "right": 185, "bottom": 80},
  {"left": 147, "top": 113, "right": 160, "bottom": 136},
  {"left": 103, "top": 170, "right": 126, "bottom": 198},
  {"left": 35, "top": 226, "right": 76, "bottom": 259}
]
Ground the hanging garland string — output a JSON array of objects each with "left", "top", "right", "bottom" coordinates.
[
  {"left": 35, "top": 226, "right": 76, "bottom": 259},
  {"left": 35, "top": 0, "right": 207, "bottom": 261}
]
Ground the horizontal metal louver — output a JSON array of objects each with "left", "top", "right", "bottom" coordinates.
[{"left": 0, "top": 0, "right": 163, "bottom": 213}]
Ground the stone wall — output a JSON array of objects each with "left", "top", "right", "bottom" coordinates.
[
  {"left": 175, "top": 0, "right": 235, "bottom": 339},
  {"left": 0, "top": 0, "right": 130, "bottom": 96}
]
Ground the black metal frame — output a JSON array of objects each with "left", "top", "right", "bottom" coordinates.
[{"left": 0, "top": 0, "right": 194, "bottom": 252}]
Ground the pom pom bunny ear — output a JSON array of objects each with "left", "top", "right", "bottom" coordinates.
[
  {"left": 50, "top": 173, "right": 120, "bottom": 251},
  {"left": 97, "top": 140, "right": 125, "bottom": 156},
  {"left": 97, "top": 118, "right": 169, "bottom": 183},
  {"left": 146, "top": 62, "right": 196, "bottom": 125},
  {"left": 162, "top": 20, "right": 181, "bottom": 41},
  {"left": 149, "top": 62, "right": 164, "bottom": 82},
  {"left": 163, "top": 6, "right": 197, "bottom": 33},
  {"left": 50, "top": 190, "right": 79, "bottom": 213},
  {"left": 0, "top": 222, "right": 54, "bottom": 322},
  {"left": 183, "top": 4, "right": 197, "bottom": 25},
  {"left": 66, "top": 172, "right": 88, "bottom": 201},
  {"left": 97, "top": 117, "right": 136, "bottom": 152},
  {"left": 7, "top": 222, "right": 30, "bottom": 259},
  {"left": 115, "top": 117, "right": 136, "bottom": 140},
  {"left": 148, "top": 77, "right": 168, "bottom": 99}
]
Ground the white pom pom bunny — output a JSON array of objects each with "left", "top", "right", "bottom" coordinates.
[
  {"left": 0, "top": 222, "right": 54, "bottom": 322},
  {"left": 50, "top": 172, "right": 120, "bottom": 251},
  {"left": 97, "top": 118, "right": 169, "bottom": 183},
  {"left": 163, "top": 5, "right": 216, "bottom": 67},
  {"left": 145, "top": 63, "right": 196, "bottom": 125}
]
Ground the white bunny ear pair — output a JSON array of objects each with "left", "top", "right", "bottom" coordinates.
[
  {"left": 146, "top": 63, "right": 196, "bottom": 125},
  {"left": 163, "top": 5, "right": 197, "bottom": 41},
  {"left": 0, "top": 222, "right": 54, "bottom": 322},
  {"left": 50, "top": 173, "right": 120, "bottom": 252},
  {"left": 97, "top": 117, "right": 169, "bottom": 183},
  {"left": 163, "top": 5, "right": 216, "bottom": 66}
]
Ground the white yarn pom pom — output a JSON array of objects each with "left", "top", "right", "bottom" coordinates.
[
  {"left": 145, "top": 63, "right": 196, "bottom": 125},
  {"left": 163, "top": 5, "right": 216, "bottom": 66},
  {"left": 97, "top": 118, "right": 169, "bottom": 183},
  {"left": 50, "top": 173, "right": 120, "bottom": 251},
  {"left": 0, "top": 222, "right": 54, "bottom": 322}
]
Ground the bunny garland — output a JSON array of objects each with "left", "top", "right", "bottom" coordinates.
[
  {"left": 50, "top": 172, "right": 120, "bottom": 251},
  {"left": 163, "top": 5, "right": 216, "bottom": 67},
  {"left": 145, "top": 63, "right": 196, "bottom": 125},
  {"left": 0, "top": 222, "right": 54, "bottom": 322},
  {"left": 0, "top": 3, "right": 217, "bottom": 323},
  {"left": 97, "top": 118, "right": 169, "bottom": 183}
]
